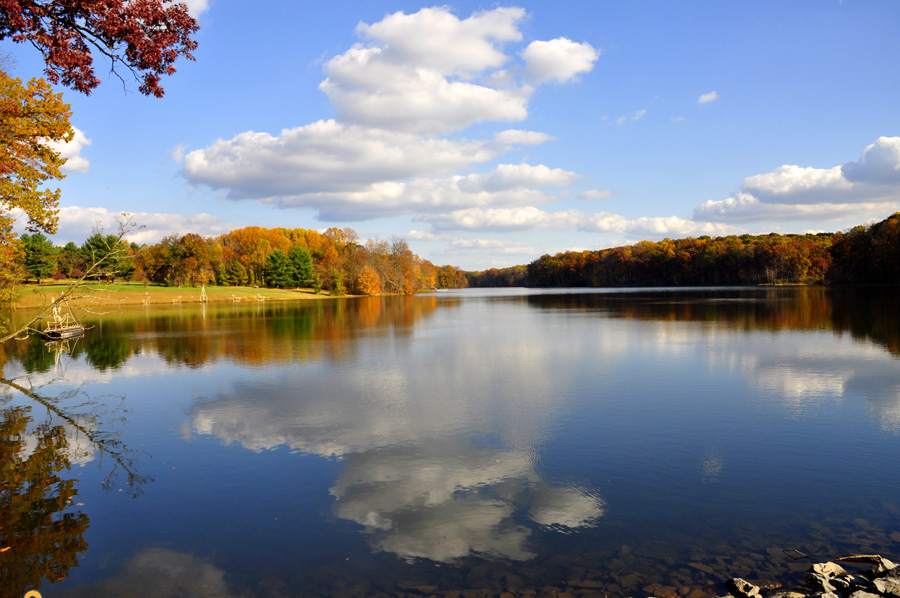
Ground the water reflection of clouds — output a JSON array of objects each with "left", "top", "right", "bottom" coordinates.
[
  {"left": 698, "top": 329, "right": 900, "bottom": 430},
  {"left": 60, "top": 548, "right": 238, "bottom": 598},
  {"left": 330, "top": 442, "right": 604, "bottom": 562},
  {"left": 188, "top": 367, "right": 605, "bottom": 562},
  {"left": 19, "top": 416, "right": 98, "bottom": 466}
]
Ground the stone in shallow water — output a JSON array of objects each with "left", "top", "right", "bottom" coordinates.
[
  {"left": 727, "top": 578, "right": 761, "bottom": 598},
  {"left": 805, "top": 562, "right": 850, "bottom": 593},
  {"left": 690, "top": 562, "right": 715, "bottom": 575},
  {"left": 873, "top": 566, "right": 900, "bottom": 597}
]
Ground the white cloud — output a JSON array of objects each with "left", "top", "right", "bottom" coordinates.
[
  {"left": 742, "top": 165, "right": 854, "bottom": 204},
  {"left": 177, "top": 5, "right": 616, "bottom": 258},
  {"left": 578, "top": 188, "right": 613, "bottom": 200},
  {"left": 460, "top": 163, "right": 579, "bottom": 191},
  {"left": 46, "top": 126, "right": 91, "bottom": 173},
  {"left": 51, "top": 206, "right": 233, "bottom": 245},
  {"left": 842, "top": 136, "right": 900, "bottom": 184},
  {"left": 693, "top": 193, "right": 893, "bottom": 224},
  {"left": 494, "top": 129, "right": 554, "bottom": 145},
  {"left": 521, "top": 37, "right": 600, "bottom": 84},
  {"left": 616, "top": 109, "right": 646, "bottom": 125},
  {"left": 169, "top": 143, "right": 187, "bottom": 163},
  {"left": 623, "top": 215, "right": 736, "bottom": 237},
  {"left": 320, "top": 56, "right": 530, "bottom": 134},
  {"left": 698, "top": 90, "right": 719, "bottom": 104},
  {"left": 423, "top": 207, "right": 739, "bottom": 238},
  {"left": 182, "top": 120, "right": 500, "bottom": 199},
  {"left": 693, "top": 137, "right": 900, "bottom": 224},
  {"left": 319, "top": 6, "right": 534, "bottom": 134},
  {"left": 182, "top": 0, "right": 211, "bottom": 17},
  {"left": 421, "top": 206, "right": 586, "bottom": 231},
  {"left": 447, "top": 237, "right": 538, "bottom": 255}
]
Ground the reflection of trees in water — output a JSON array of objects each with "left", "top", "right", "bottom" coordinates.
[
  {"left": 3, "top": 296, "right": 443, "bottom": 371},
  {"left": 0, "top": 404, "right": 89, "bottom": 598},
  {"left": 526, "top": 288, "right": 900, "bottom": 356},
  {"left": 0, "top": 374, "right": 150, "bottom": 596}
]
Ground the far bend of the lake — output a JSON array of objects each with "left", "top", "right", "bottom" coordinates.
[{"left": 2, "top": 287, "right": 900, "bottom": 598}]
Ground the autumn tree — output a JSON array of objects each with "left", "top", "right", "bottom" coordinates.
[
  {"left": 0, "top": 0, "right": 200, "bottom": 97},
  {"left": 355, "top": 265, "right": 382, "bottom": 295},
  {"left": 0, "top": 70, "right": 72, "bottom": 236},
  {"left": 56, "top": 241, "right": 84, "bottom": 278}
]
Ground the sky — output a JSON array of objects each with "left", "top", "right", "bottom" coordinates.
[{"left": 5, "top": 0, "right": 900, "bottom": 270}]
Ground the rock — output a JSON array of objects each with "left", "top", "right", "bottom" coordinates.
[
  {"left": 873, "top": 566, "right": 900, "bottom": 597},
  {"left": 690, "top": 563, "right": 715, "bottom": 575},
  {"left": 848, "top": 592, "right": 882, "bottom": 598},
  {"left": 567, "top": 580, "right": 603, "bottom": 590},
  {"left": 765, "top": 591, "right": 807, "bottom": 598},
  {"left": 727, "top": 578, "right": 761, "bottom": 598},
  {"left": 868, "top": 558, "right": 898, "bottom": 575},
  {"left": 805, "top": 562, "right": 849, "bottom": 593}
]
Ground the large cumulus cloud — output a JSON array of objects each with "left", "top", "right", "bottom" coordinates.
[{"left": 695, "top": 136, "right": 900, "bottom": 224}]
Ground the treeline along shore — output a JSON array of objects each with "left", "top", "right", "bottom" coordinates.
[
  {"left": 6, "top": 213, "right": 899, "bottom": 308},
  {"left": 467, "top": 212, "right": 900, "bottom": 288},
  {"left": 8, "top": 226, "right": 469, "bottom": 301}
]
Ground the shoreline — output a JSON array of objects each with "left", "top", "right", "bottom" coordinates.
[{"left": 12, "top": 281, "right": 347, "bottom": 310}]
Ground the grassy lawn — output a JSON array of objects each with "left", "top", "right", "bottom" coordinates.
[{"left": 14, "top": 281, "right": 336, "bottom": 308}]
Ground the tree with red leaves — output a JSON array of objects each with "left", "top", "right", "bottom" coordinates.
[{"left": 0, "top": 0, "right": 200, "bottom": 97}]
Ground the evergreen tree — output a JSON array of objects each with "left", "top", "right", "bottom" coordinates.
[
  {"left": 288, "top": 246, "right": 313, "bottom": 287},
  {"left": 265, "top": 249, "right": 292, "bottom": 288},
  {"left": 20, "top": 233, "right": 58, "bottom": 283}
]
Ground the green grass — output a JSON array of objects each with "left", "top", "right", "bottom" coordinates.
[{"left": 15, "top": 281, "right": 333, "bottom": 308}]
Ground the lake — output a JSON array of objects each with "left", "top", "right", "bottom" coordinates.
[{"left": 1, "top": 287, "right": 899, "bottom": 598}]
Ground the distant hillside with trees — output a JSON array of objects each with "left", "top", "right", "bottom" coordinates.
[{"left": 467, "top": 212, "right": 900, "bottom": 288}]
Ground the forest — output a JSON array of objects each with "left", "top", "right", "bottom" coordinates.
[
  {"left": 467, "top": 212, "right": 900, "bottom": 288},
  {"left": 5, "top": 213, "right": 899, "bottom": 303},
  {"left": 9, "top": 225, "right": 468, "bottom": 296}
]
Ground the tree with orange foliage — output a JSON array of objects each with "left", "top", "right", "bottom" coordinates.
[{"left": 355, "top": 265, "right": 382, "bottom": 295}]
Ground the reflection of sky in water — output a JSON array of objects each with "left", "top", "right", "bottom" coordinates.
[
  {"left": 177, "top": 293, "right": 900, "bottom": 564},
  {"left": 186, "top": 307, "right": 607, "bottom": 561},
  {"left": 5, "top": 290, "right": 900, "bottom": 592}
]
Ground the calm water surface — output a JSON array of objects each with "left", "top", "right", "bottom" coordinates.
[{"left": 1, "top": 287, "right": 899, "bottom": 597}]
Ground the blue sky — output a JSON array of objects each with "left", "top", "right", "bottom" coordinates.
[{"left": 6, "top": 1, "right": 900, "bottom": 270}]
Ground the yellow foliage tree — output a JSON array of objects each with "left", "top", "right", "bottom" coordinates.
[
  {"left": 1, "top": 70, "right": 73, "bottom": 234},
  {"left": 356, "top": 265, "right": 382, "bottom": 295},
  {"left": 0, "top": 70, "right": 72, "bottom": 313}
]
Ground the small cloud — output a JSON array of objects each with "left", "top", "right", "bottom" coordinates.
[
  {"left": 671, "top": 115, "right": 686, "bottom": 123},
  {"left": 46, "top": 126, "right": 91, "bottom": 173},
  {"left": 578, "top": 188, "right": 613, "bottom": 200},
  {"left": 698, "top": 90, "right": 719, "bottom": 104},
  {"left": 615, "top": 109, "right": 646, "bottom": 126},
  {"left": 169, "top": 144, "right": 187, "bottom": 163},
  {"left": 182, "top": 0, "right": 211, "bottom": 17},
  {"left": 521, "top": 37, "right": 600, "bottom": 84}
]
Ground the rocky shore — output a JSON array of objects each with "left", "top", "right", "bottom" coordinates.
[{"left": 726, "top": 556, "right": 899, "bottom": 598}]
